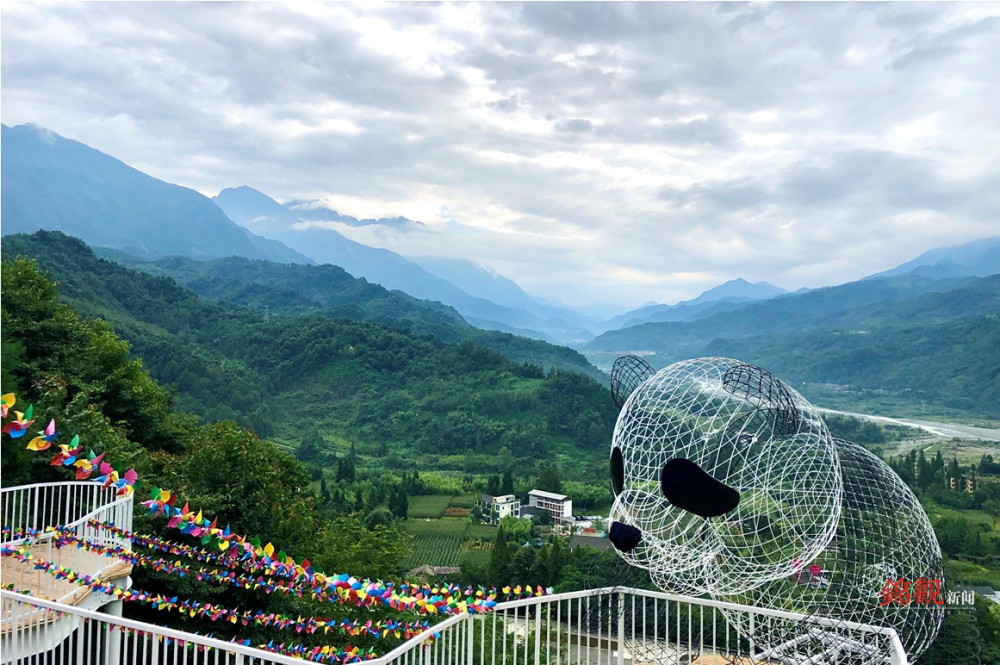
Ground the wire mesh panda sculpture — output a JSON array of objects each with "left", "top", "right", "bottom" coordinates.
[{"left": 607, "top": 356, "right": 944, "bottom": 664}]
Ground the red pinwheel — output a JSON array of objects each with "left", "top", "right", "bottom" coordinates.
[{"left": 3, "top": 404, "right": 35, "bottom": 438}]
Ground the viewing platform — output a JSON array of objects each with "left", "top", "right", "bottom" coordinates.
[{"left": 1, "top": 481, "right": 909, "bottom": 665}]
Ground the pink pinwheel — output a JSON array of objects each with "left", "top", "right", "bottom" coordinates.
[{"left": 27, "top": 419, "right": 59, "bottom": 451}]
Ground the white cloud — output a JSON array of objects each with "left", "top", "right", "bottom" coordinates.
[{"left": 2, "top": 2, "right": 999, "bottom": 308}]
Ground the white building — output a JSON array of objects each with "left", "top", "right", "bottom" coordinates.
[
  {"left": 478, "top": 493, "right": 520, "bottom": 524},
  {"left": 527, "top": 489, "right": 573, "bottom": 525}
]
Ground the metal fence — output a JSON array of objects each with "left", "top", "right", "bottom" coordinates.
[
  {"left": 0, "top": 482, "right": 908, "bottom": 665},
  {"left": 0, "top": 591, "right": 308, "bottom": 665},
  {"left": 1, "top": 481, "right": 134, "bottom": 603},
  {"left": 366, "top": 587, "right": 909, "bottom": 665}
]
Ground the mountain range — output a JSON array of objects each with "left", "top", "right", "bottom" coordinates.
[
  {"left": 0, "top": 124, "right": 309, "bottom": 264},
  {"left": 1, "top": 231, "right": 618, "bottom": 468},
  {"left": 2, "top": 121, "right": 998, "bottom": 382},
  {"left": 212, "top": 185, "right": 598, "bottom": 343}
]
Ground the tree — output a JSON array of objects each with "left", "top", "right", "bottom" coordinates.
[
  {"left": 917, "top": 449, "right": 933, "bottom": 490},
  {"left": 179, "top": 421, "right": 321, "bottom": 559},
  {"left": 536, "top": 464, "right": 562, "bottom": 493},
  {"left": 297, "top": 429, "right": 324, "bottom": 463},
  {"left": 947, "top": 457, "right": 962, "bottom": 484},
  {"left": 320, "top": 475, "right": 330, "bottom": 504},
  {"left": 501, "top": 469, "right": 514, "bottom": 495},
  {"left": 388, "top": 485, "right": 409, "bottom": 519},
  {"left": 489, "top": 526, "right": 511, "bottom": 584},
  {"left": 363, "top": 507, "right": 395, "bottom": 530},
  {"left": 486, "top": 474, "right": 500, "bottom": 496},
  {"left": 336, "top": 455, "right": 356, "bottom": 482}
]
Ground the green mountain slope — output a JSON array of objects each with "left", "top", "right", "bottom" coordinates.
[
  {"left": 586, "top": 274, "right": 981, "bottom": 360},
  {"left": 707, "top": 314, "right": 1000, "bottom": 417},
  {"left": 97, "top": 250, "right": 473, "bottom": 343},
  {"left": 586, "top": 271, "right": 1000, "bottom": 418},
  {"left": 94, "top": 245, "right": 606, "bottom": 382},
  {"left": 2, "top": 231, "right": 616, "bottom": 465}
]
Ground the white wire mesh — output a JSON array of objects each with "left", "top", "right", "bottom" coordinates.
[
  {"left": 610, "top": 357, "right": 842, "bottom": 596},
  {"left": 720, "top": 438, "right": 944, "bottom": 663},
  {"left": 609, "top": 357, "right": 943, "bottom": 663}
]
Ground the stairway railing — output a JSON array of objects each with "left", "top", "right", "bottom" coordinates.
[{"left": 1, "top": 481, "right": 133, "bottom": 603}]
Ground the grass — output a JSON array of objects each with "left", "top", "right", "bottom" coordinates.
[
  {"left": 407, "top": 495, "right": 453, "bottom": 519},
  {"left": 946, "top": 559, "right": 1000, "bottom": 589},
  {"left": 400, "top": 535, "right": 464, "bottom": 569},
  {"left": 924, "top": 503, "right": 998, "bottom": 528},
  {"left": 449, "top": 494, "right": 479, "bottom": 509},
  {"left": 467, "top": 523, "right": 499, "bottom": 540}
]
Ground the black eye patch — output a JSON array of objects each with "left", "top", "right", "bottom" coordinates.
[
  {"left": 660, "top": 458, "right": 740, "bottom": 518},
  {"left": 611, "top": 447, "right": 625, "bottom": 496}
]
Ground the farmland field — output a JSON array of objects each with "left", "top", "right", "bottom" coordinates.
[
  {"left": 407, "top": 495, "right": 453, "bottom": 519},
  {"left": 401, "top": 518, "right": 495, "bottom": 570}
]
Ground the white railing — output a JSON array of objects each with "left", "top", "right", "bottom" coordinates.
[
  {"left": 0, "top": 590, "right": 309, "bottom": 665},
  {"left": 1, "top": 481, "right": 133, "bottom": 604},
  {"left": 366, "top": 587, "right": 909, "bottom": 665},
  {"left": 0, "top": 482, "right": 909, "bottom": 665},
  {"left": 0, "top": 585, "right": 909, "bottom": 665}
]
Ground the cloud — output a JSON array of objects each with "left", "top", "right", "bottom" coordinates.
[{"left": 2, "top": 1, "right": 999, "bottom": 308}]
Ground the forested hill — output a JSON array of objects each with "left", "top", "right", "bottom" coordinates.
[
  {"left": 2, "top": 231, "right": 616, "bottom": 463},
  {"left": 97, "top": 249, "right": 474, "bottom": 342},
  {"left": 97, "top": 248, "right": 607, "bottom": 383},
  {"left": 587, "top": 271, "right": 1000, "bottom": 418}
]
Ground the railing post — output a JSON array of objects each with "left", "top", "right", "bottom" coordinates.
[
  {"left": 104, "top": 600, "right": 124, "bottom": 665},
  {"left": 616, "top": 592, "right": 625, "bottom": 665},
  {"left": 534, "top": 606, "right": 541, "bottom": 665},
  {"left": 467, "top": 615, "right": 474, "bottom": 665}
]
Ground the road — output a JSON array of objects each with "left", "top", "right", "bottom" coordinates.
[{"left": 816, "top": 408, "right": 1000, "bottom": 443}]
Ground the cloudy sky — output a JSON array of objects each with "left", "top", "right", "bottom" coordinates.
[{"left": 3, "top": 2, "right": 998, "bottom": 308}]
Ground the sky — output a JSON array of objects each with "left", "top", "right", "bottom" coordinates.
[{"left": 2, "top": 2, "right": 999, "bottom": 309}]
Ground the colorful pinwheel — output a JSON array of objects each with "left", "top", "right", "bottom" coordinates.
[
  {"left": 1, "top": 393, "right": 14, "bottom": 419},
  {"left": 73, "top": 451, "right": 105, "bottom": 480},
  {"left": 2, "top": 404, "right": 35, "bottom": 438},
  {"left": 50, "top": 436, "right": 82, "bottom": 466},
  {"left": 26, "top": 419, "right": 60, "bottom": 451}
]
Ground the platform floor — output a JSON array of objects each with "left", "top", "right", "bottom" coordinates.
[{"left": 1, "top": 540, "right": 131, "bottom": 633}]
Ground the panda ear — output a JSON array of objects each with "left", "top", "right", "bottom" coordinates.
[
  {"left": 721, "top": 362, "right": 800, "bottom": 436},
  {"left": 610, "top": 355, "right": 655, "bottom": 408}
]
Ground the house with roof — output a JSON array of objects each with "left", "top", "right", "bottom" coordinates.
[
  {"left": 478, "top": 493, "right": 520, "bottom": 524},
  {"left": 526, "top": 489, "right": 573, "bottom": 525}
]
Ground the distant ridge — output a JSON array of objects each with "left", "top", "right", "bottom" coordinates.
[
  {"left": 597, "top": 278, "right": 786, "bottom": 332},
  {"left": 866, "top": 236, "right": 1000, "bottom": 280},
  {"left": 214, "top": 185, "right": 597, "bottom": 343},
  {"left": 0, "top": 123, "right": 310, "bottom": 264}
]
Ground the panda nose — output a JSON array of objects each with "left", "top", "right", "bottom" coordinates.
[
  {"left": 609, "top": 521, "right": 643, "bottom": 553},
  {"left": 661, "top": 458, "right": 740, "bottom": 518}
]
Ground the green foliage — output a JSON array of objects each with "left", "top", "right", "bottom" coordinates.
[
  {"left": 535, "top": 464, "right": 563, "bottom": 494},
  {"left": 1, "top": 257, "right": 193, "bottom": 483},
  {"left": 823, "top": 414, "right": 887, "bottom": 445},
  {"left": 588, "top": 273, "right": 1000, "bottom": 419},
  {"left": 1, "top": 255, "right": 412, "bottom": 650},
  {"left": 4, "top": 232, "right": 616, "bottom": 474}
]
